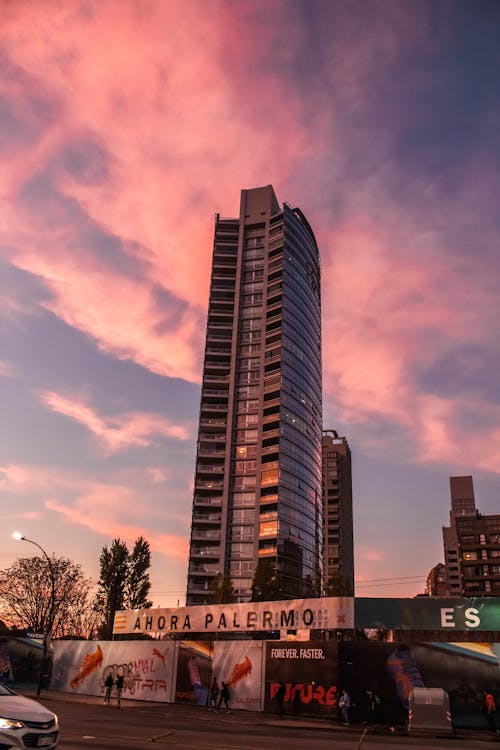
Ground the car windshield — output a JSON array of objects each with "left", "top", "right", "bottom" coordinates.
[{"left": 0, "top": 684, "right": 16, "bottom": 696}]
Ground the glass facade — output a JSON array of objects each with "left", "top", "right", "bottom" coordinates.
[{"left": 187, "top": 186, "right": 322, "bottom": 604}]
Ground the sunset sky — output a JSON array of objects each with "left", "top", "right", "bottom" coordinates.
[{"left": 1, "top": 0, "right": 499, "bottom": 606}]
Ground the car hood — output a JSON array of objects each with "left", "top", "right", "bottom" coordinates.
[{"left": 0, "top": 694, "right": 57, "bottom": 723}]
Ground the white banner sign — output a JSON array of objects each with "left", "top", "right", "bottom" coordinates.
[{"left": 113, "top": 597, "right": 353, "bottom": 635}]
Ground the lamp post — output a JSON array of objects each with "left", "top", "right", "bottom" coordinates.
[{"left": 12, "top": 532, "right": 56, "bottom": 695}]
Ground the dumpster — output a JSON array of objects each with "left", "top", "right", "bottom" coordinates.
[{"left": 408, "top": 687, "right": 453, "bottom": 737}]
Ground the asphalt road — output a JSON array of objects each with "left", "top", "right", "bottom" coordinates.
[{"left": 32, "top": 694, "right": 500, "bottom": 750}]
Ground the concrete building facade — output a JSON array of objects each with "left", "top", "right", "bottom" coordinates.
[
  {"left": 441, "top": 476, "right": 500, "bottom": 596},
  {"left": 186, "top": 186, "right": 323, "bottom": 604},
  {"left": 321, "top": 430, "right": 354, "bottom": 595}
]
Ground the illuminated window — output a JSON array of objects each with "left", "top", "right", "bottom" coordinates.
[
  {"left": 259, "top": 520, "right": 278, "bottom": 537},
  {"left": 261, "top": 468, "right": 279, "bottom": 486}
]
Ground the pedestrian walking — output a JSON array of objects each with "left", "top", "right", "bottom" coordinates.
[
  {"left": 208, "top": 676, "right": 219, "bottom": 711},
  {"left": 339, "top": 689, "right": 351, "bottom": 725},
  {"left": 218, "top": 681, "right": 231, "bottom": 713},
  {"left": 366, "top": 689, "right": 381, "bottom": 723},
  {"left": 103, "top": 673, "right": 114, "bottom": 704},
  {"left": 484, "top": 690, "right": 497, "bottom": 733},
  {"left": 115, "top": 673, "right": 124, "bottom": 708},
  {"left": 275, "top": 681, "right": 286, "bottom": 715}
]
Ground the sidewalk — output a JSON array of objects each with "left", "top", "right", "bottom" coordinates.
[{"left": 22, "top": 689, "right": 500, "bottom": 744}]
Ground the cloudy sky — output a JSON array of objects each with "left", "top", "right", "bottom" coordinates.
[{"left": 1, "top": 0, "right": 499, "bottom": 606}]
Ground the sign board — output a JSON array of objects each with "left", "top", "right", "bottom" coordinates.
[
  {"left": 355, "top": 597, "right": 500, "bottom": 631},
  {"left": 113, "top": 597, "right": 353, "bottom": 635}
]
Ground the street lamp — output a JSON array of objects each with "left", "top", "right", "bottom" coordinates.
[{"left": 12, "top": 532, "right": 56, "bottom": 695}]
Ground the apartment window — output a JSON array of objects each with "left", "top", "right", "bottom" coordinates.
[
  {"left": 230, "top": 543, "right": 253, "bottom": 555},
  {"left": 239, "top": 358, "right": 260, "bottom": 370},
  {"left": 237, "top": 385, "right": 259, "bottom": 398},
  {"left": 240, "top": 318, "right": 262, "bottom": 331},
  {"left": 260, "top": 520, "right": 278, "bottom": 537},
  {"left": 235, "top": 460, "right": 257, "bottom": 472},
  {"left": 235, "top": 429, "right": 258, "bottom": 443},
  {"left": 232, "top": 509, "right": 255, "bottom": 522},
  {"left": 235, "top": 445, "right": 257, "bottom": 458},
  {"left": 245, "top": 236, "right": 264, "bottom": 248},
  {"left": 236, "top": 414, "right": 259, "bottom": 428},
  {"left": 261, "top": 468, "right": 279, "bottom": 486},
  {"left": 232, "top": 492, "right": 256, "bottom": 506},
  {"left": 234, "top": 476, "right": 256, "bottom": 489}
]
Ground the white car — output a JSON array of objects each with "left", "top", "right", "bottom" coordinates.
[{"left": 0, "top": 683, "right": 59, "bottom": 749}]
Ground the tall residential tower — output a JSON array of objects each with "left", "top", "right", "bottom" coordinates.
[
  {"left": 186, "top": 185, "right": 323, "bottom": 604},
  {"left": 321, "top": 430, "right": 354, "bottom": 595}
]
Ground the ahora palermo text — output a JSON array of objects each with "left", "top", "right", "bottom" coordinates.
[{"left": 113, "top": 597, "right": 354, "bottom": 635}]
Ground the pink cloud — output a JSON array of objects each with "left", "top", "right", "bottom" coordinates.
[
  {"left": 40, "top": 390, "right": 192, "bottom": 451},
  {"left": 1, "top": 462, "right": 190, "bottom": 562},
  {"left": 321, "top": 219, "right": 500, "bottom": 473},
  {"left": 1, "top": 1, "right": 321, "bottom": 382},
  {"left": 45, "top": 496, "right": 188, "bottom": 562}
]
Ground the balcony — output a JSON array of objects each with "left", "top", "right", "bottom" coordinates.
[
  {"left": 192, "top": 512, "right": 222, "bottom": 523},
  {"left": 190, "top": 545, "right": 220, "bottom": 558},
  {"left": 196, "top": 464, "right": 224, "bottom": 475},
  {"left": 195, "top": 480, "right": 224, "bottom": 490},
  {"left": 200, "top": 418, "right": 226, "bottom": 427},
  {"left": 191, "top": 529, "right": 221, "bottom": 540},
  {"left": 203, "top": 374, "right": 230, "bottom": 384},
  {"left": 201, "top": 404, "right": 228, "bottom": 414},
  {"left": 193, "top": 496, "right": 223, "bottom": 507},
  {"left": 197, "top": 447, "right": 226, "bottom": 458},
  {"left": 189, "top": 563, "right": 219, "bottom": 574}
]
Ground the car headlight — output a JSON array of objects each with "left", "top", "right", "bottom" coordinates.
[{"left": 0, "top": 717, "right": 24, "bottom": 730}]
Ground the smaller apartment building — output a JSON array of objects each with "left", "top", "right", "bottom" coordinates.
[
  {"left": 456, "top": 513, "right": 500, "bottom": 595},
  {"left": 441, "top": 476, "right": 500, "bottom": 596}
]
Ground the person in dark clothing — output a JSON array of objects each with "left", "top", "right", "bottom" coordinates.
[
  {"left": 208, "top": 677, "right": 219, "bottom": 711},
  {"left": 104, "top": 673, "right": 114, "bottom": 704},
  {"left": 115, "top": 674, "right": 124, "bottom": 708},
  {"left": 366, "top": 689, "right": 381, "bottom": 723},
  {"left": 218, "top": 681, "right": 231, "bottom": 713},
  {"left": 276, "top": 681, "right": 286, "bottom": 715}
]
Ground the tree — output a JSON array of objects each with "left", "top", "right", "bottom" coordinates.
[
  {"left": 125, "top": 536, "right": 152, "bottom": 610},
  {"left": 250, "top": 558, "right": 282, "bottom": 601},
  {"left": 209, "top": 572, "right": 235, "bottom": 604},
  {"left": 95, "top": 537, "right": 152, "bottom": 639},
  {"left": 325, "top": 576, "right": 354, "bottom": 597},
  {"left": 0, "top": 556, "right": 96, "bottom": 638}
]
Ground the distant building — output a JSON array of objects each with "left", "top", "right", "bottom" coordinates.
[
  {"left": 425, "top": 563, "right": 448, "bottom": 596},
  {"left": 439, "top": 476, "right": 500, "bottom": 596},
  {"left": 186, "top": 185, "right": 323, "bottom": 605},
  {"left": 321, "top": 430, "right": 354, "bottom": 595}
]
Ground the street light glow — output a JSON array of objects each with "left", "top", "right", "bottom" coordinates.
[{"left": 9, "top": 531, "right": 56, "bottom": 695}]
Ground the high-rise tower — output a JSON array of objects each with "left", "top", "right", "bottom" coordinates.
[
  {"left": 321, "top": 430, "right": 354, "bottom": 595},
  {"left": 186, "top": 185, "right": 323, "bottom": 604}
]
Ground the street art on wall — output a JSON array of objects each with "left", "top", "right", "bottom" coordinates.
[
  {"left": 48, "top": 637, "right": 500, "bottom": 728},
  {"left": 213, "top": 641, "right": 263, "bottom": 711},
  {"left": 52, "top": 641, "right": 175, "bottom": 702},
  {"left": 174, "top": 640, "right": 213, "bottom": 705},
  {"left": 338, "top": 640, "right": 500, "bottom": 728},
  {"left": 264, "top": 641, "right": 338, "bottom": 716}
]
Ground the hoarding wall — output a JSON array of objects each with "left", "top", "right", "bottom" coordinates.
[
  {"left": 52, "top": 640, "right": 176, "bottom": 703},
  {"left": 51, "top": 638, "right": 500, "bottom": 727},
  {"left": 338, "top": 641, "right": 500, "bottom": 728}
]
